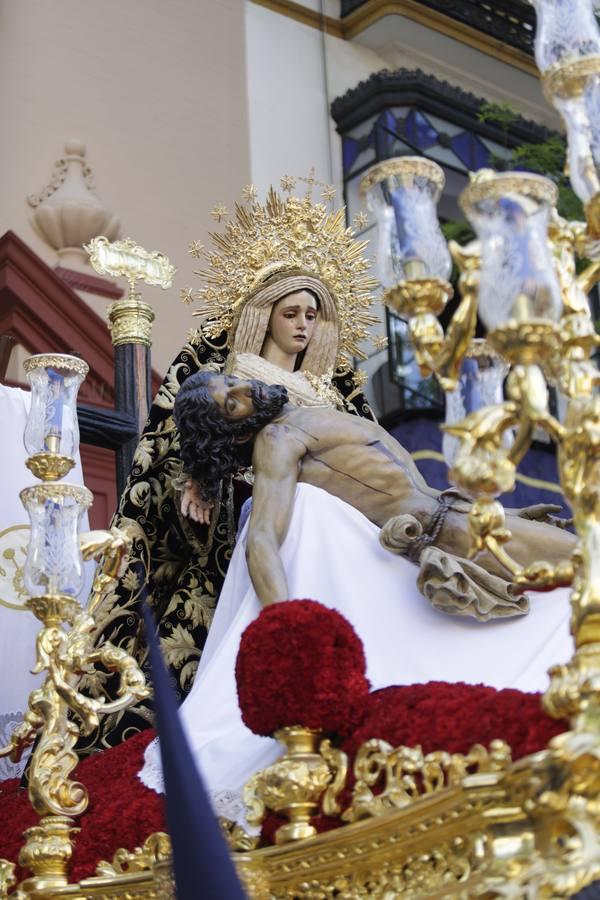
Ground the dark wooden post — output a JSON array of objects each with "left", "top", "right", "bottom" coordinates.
[
  {"left": 108, "top": 295, "right": 155, "bottom": 496},
  {"left": 85, "top": 237, "right": 175, "bottom": 498}
]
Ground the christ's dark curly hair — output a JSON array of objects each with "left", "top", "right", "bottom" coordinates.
[{"left": 174, "top": 371, "right": 287, "bottom": 501}]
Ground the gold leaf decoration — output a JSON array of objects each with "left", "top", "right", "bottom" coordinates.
[{"left": 190, "top": 184, "right": 379, "bottom": 371}]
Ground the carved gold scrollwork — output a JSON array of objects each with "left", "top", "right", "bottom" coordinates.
[
  {"left": 235, "top": 859, "right": 271, "bottom": 900},
  {"left": 96, "top": 832, "right": 171, "bottom": 877},
  {"left": 319, "top": 738, "right": 348, "bottom": 817},
  {"left": 342, "top": 739, "right": 512, "bottom": 824}
]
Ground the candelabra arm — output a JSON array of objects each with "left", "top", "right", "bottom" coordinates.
[
  {"left": 448, "top": 364, "right": 575, "bottom": 591},
  {"left": 80, "top": 524, "right": 142, "bottom": 617},
  {"left": 433, "top": 283, "right": 479, "bottom": 392},
  {"left": 576, "top": 258, "right": 600, "bottom": 298}
]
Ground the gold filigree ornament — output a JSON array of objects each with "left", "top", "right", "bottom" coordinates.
[
  {"left": 85, "top": 237, "right": 176, "bottom": 348},
  {"left": 96, "top": 832, "right": 171, "bottom": 877},
  {"left": 186, "top": 181, "right": 379, "bottom": 370},
  {"left": 342, "top": 738, "right": 512, "bottom": 823}
]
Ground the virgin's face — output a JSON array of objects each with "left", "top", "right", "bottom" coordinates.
[{"left": 267, "top": 290, "right": 318, "bottom": 356}]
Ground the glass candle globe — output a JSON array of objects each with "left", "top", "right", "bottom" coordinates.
[
  {"left": 20, "top": 483, "right": 93, "bottom": 598},
  {"left": 460, "top": 172, "right": 562, "bottom": 331},
  {"left": 23, "top": 354, "right": 89, "bottom": 458},
  {"left": 360, "top": 157, "right": 452, "bottom": 288},
  {"left": 442, "top": 341, "right": 511, "bottom": 468},
  {"left": 531, "top": 0, "right": 600, "bottom": 72},
  {"left": 545, "top": 66, "right": 600, "bottom": 205}
]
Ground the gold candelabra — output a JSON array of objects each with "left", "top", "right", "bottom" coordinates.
[
  {"left": 0, "top": 354, "right": 149, "bottom": 896},
  {"left": 356, "top": 3, "right": 600, "bottom": 885}
]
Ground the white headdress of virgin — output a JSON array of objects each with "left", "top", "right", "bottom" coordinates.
[{"left": 184, "top": 179, "right": 379, "bottom": 376}]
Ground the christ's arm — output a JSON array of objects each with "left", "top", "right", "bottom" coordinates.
[{"left": 245, "top": 425, "right": 302, "bottom": 606}]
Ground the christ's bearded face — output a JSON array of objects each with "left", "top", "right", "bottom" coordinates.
[{"left": 207, "top": 375, "right": 288, "bottom": 433}]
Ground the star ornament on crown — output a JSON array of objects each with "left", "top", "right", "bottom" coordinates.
[{"left": 184, "top": 174, "right": 380, "bottom": 370}]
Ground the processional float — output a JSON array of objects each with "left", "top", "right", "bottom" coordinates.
[{"left": 6, "top": 0, "right": 600, "bottom": 895}]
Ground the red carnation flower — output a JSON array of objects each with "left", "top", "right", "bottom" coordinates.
[
  {"left": 236, "top": 599, "right": 370, "bottom": 737},
  {"left": 342, "top": 682, "right": 566, "bottom": 760}
]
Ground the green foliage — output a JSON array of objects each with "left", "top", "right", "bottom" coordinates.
[
  {"left": 471, "top": 101, "right": 584, "bottom": 220},
  {"left": 441, "top": 219, "right": 475, "bottom": 245},
  {"left": 511, "top": 135, "right": 566, "bottom": 178},
  {"left": 477, "top": 101, "right": 518, "bottom": 136}
]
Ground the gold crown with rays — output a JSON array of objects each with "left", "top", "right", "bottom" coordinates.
[{"left": 183, "top": 174, "right": 379, "bottom": 371}]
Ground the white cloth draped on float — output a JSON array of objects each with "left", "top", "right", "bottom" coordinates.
[
  {"left": 0, "top": 385, "right": 92, "bottom": 779},
  {"left": 139, "top": 483, "right": 574, "bottom": 825}
]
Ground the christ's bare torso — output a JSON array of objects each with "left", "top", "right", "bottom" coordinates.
[
  {"left": 263, "top": 405, "right": 436, "bottom": 526},
  {"left": 251, "top": 403, "right": 575, "bottom": 572}
]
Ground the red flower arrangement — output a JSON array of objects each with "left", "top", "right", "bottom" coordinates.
[
  {"left": 235, "top": 599, "right": 370, "bottom": 737},
  {"left": 0, "top": 607, "right": 571, "bottom": 873},
  {"left": 0, "top": 729, "right": 166, "bottom": 885},
  {"left": 342, "top": 682, "right": 567, "bottom": 760}
]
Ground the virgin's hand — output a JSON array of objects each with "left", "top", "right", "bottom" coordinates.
[{"left": 181, "top": 480, "right": 214, "bottom": 525}]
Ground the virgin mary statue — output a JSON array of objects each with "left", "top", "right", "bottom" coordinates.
[{"left": 78, "top": 180, "right": 380, "bottom": 753}]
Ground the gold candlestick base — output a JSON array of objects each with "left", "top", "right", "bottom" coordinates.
[
  {"left": 382, "top": 278, "right": 453, "bottom": 318},
  {"left": 487, "top": 320, "right": 561, "bottom": 366},
  {"left": 244, "top": 726, "right": 335, "bottom": 845},
  {"left": 18, "top": 815, "right": 77, "bottom": 892}
]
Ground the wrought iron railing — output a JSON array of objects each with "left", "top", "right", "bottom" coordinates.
[{"left": 340, "top": 0, "right": 535, "bottom": 56}]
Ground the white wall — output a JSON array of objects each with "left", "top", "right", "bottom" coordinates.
[
  {"left": 359, "top": 16, "right": 558, "bottom": 129},
  {"left": 245, "top": 3, "right": 396, "bottom": 410},
  {"left": 245, "top": 2, "right": 388, "bottom": 199}
]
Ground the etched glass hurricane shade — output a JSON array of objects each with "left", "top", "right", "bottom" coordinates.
[
  {"left": 552, "top": 75, "right": 600, "bottom": 204},
  {"left": 531, "top": 0, "right": 600, "bottom": 71},
  {"left": 20, "top": 484, "right": 92, "bottom": 597},
  {"left": 361, "top": 158, "right": 451, "bottom": 288},
  {"left": 23, "top": 354, "right": 88, "bottom": 458},
  {"left": 442, "top": 342, "right": 510, "bottom": 468},
  {"left": 460, "top": 174, "right": 562, "bottom": 331}
]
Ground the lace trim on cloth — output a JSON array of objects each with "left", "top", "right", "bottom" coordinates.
[
  {"left": 138, "top": 736, "right": 164, "bottom": 793},
  {"left": 0, "top": 711, "right": 31, "bottom": 780},
  {"left": 138, "top": 737, "right": 259, "bottom": 833}
]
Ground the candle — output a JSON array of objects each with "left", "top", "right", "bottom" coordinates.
[{"left": 44, "top": 368, "right": 65, "bottom": 453}]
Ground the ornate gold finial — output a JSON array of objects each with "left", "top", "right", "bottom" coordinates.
[
  {"left": 85, "top": 237, "right": 175, "bottom": 347},
  {"left": 184, "top": 181, "right": 379, "bottom": 370},
  {"left": 85, "top": 236, "right": 175, "bottom": 297}
]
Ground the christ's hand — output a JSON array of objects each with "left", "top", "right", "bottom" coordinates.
[{"left": 515, "top": 503, "right": 571, "bottom": 528}]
